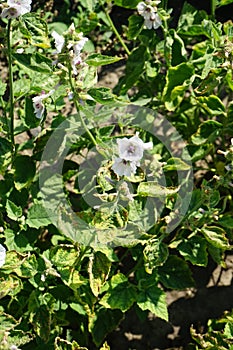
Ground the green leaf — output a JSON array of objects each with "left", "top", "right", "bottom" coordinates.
[
  {"left": 127, "top": 15, "right": 144, "bottom": 39},
  {"left": 177, "top": 236, "right": 208, "bottom": 266},
  {"left": 13, "top": 52, "right": 53, "bottom": 73},
  {"left": 198, "top": 95, "right": 226, "bottom": 116},
  {"left": 2, "top": 251, "right": 38, "bottom": 278},
  {"left": 50, "top": 245, "right": 78, "bottom": 267},
  {"left": 143, "top": 239, "right": 168, "bottom": 273},
  {"left": 113, "top": 0, "right": 140, "bottom": 8},
  {"left": 170, "top": 29, "right": 187, "bottom": 66},
  {"left": 13, "top": 155, "right": 36, "bottom": 190},
  {"left": 137, "top": 286, "right": 168, "bottom": 321},
  {"left": 219, "top": 214, "right": 233, "bottom": 229},
  {"left": 194, "top": 69, "right": 223, "bottom": 94},
  {"left": 0, "top": 311, "right": 18, "bottom": 332},
  {"left": 217, "top": 0, "right": 233, "bottom": 6},
  {"left": 26, "top": 202, "right": 53, "bottom": 228},
  {"left": 158, "top": 255, "right": 195, "bottom": 289},
  {"left": 163, "top": 157, "right": 191, "bottom": 171},
  {"left": 54, "top": 337, "right": 87, "bottom": 350},
  {"left": 162, "top": 62, "right": 194, "bottom": 111},
  {"left": 6, "top": 199, "right": 23, "bottom": 221},
  {"left": 0, "top": 137, "right": 12, "bottom": 173},
  {"left": 0, "top": 274, "right": 23, "bottom": 298},
  {"left": 24, "top": 96, "right": 40, "bottom": 128},
  {"left": 201, "top": 226, "right": 230, "bottom": 249},
  {"left": 85, "top": 53, "right": 123, "bottom": 66},
  {"left": 191, "top": 120, "right": 222, "bottom": 145},
  {"left": 89, "top": 252, "right": 111, "bottom": 297},
  {"left": 89, "top": 308, "right": 123, "bottom": 346},
  {"left": 0, "top": 79, "right": 7, "bottom": 96},
  {"left": 88, "top": 87, "right": 116, "bottom": 104},
  {"left": 117, "top": 45, "right": 148, "bottom": 94},
  {"left": 137, "top": 181, "right": 179, "bottom": 197},
  {"left": 19, "top": 13, "right": 50, "bottom": 48},
  {"left": 99, "top": 273, "right": 137, "bottom": 312}
]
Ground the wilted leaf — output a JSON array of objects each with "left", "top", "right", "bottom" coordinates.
[
  {"left": 137, "top": 181, "right": 179, "bottom": 197},
  {"left": 89, "top": 252, "right": 111, "bottom": 297},
  {"left": 201, "top": 226, "right": 230, "bottom": 249}
]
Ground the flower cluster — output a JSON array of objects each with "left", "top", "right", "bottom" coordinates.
[
  {"left": 112, "top": 133, "right": 153, "bottom": 177},
  {"left": 51, "top": 24, "right": 88, "bottom": 75},
  {"left": 32, "top": 24, "right": 88, "bottom": 119},
  {"left": 1, "top": 0, "right": 31, "bottom": 19},
  {"left": 137, "top": 0, "right": 162, "bottom": 30}
]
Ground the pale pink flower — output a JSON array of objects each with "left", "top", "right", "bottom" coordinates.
[
  {"left": 117, "top": 134, "right": 153, "bottom": 162},
  {"left": 32, "top": 90, "right": 54, "bottom": 119}
]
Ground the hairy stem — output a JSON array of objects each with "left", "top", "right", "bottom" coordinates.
[
  {"left": 7, "top": 19, "right": 15, "bottom": 155},
  {"left": 68, "top": 69, "right": 97, "bottom": 146},
  {"left": 103, "top": 6, "right": 131, "bottom": 56}
]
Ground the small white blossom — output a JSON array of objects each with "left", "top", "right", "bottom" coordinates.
[
  {"left": 71, "top": 54, "right": 82, "bottom": 75},
  {"left": 112, "top": 158, "right": 137, "bottom": 177},
  {"left": 117, "top": 133, "right": 153, "bottom": 163},
  {"left": 0, "top": 244, "right": 6, "bottom": 268},
  {"left": 1, "top": 0, "right": 31, "bottom": 19},
  {"left": 71, "top": 36, "right": 88, "bottom": 75},
  {"left": 137, "top": 1, "right": 162, "bottom": 30},
  {"left": 51, "top": 30, "right": 65, "bottom": 54},
  {"left": 32, "top": 90, "right": 54, "bottom": 119},
  {"left": 16, "top": 47, "right": 24, "bottom": 53},
  {"left": 144, "top": 12, "right": 162, "bottom": 29},
  {"left": 73, "top": 36, "right": 88, "bottom": 55}
]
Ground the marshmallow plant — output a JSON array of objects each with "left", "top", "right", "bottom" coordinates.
[{"left": 0, "top": 0, "right": 233, "bottom": 349}]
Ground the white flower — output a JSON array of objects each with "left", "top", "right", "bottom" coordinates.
[
  {"left": 144, "top": 12, "right": 162, "bottom": 29},
  {"left": 51, "top": 30, "right": 65, "bottom": 54},
  {"left": 16, "top": 48, "right": 24, "bottom": 53},
  {"left": 112, "top": 158, "right": 137, "bottom": 177},
  {"left": 0, "top": 244, "right": 6, "bottom": 268},
  {"left": 1, "top": 0, "right": 31, "bottom": 18},
  {"left": 71, "top": 36, "right": 88, "bottom": 75},
  {"left": 32, "top": 90, "right": 54, "bottom": 119},
  {"left": 137, "top": 1, "right": 162, "bottom": 30},
  {"left": 71, "top": 54, "right": 82, "bottom": 75},
  {"left": 73, "top": 36, "right": 88, "bottom": 55},
  {"left": 117, "top": 134, "right": 153, "bottom": 163}
]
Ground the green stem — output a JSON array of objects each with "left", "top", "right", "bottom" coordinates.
[
  {"left": 211, "top": 0, "right": 216, "bottom": 19},
  {"left": 68, "top": 70, "right": 97, "bottom": 146},
  {"left": 103, "top": 6, "right": 131, "bottom": 56},
  {"left": 7, "top": 19, "right": 15, "bottom": 155}
]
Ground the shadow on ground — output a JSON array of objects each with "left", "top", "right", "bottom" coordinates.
[{"left": 107, "top": 256, "right": 233, "bottom": 350}]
